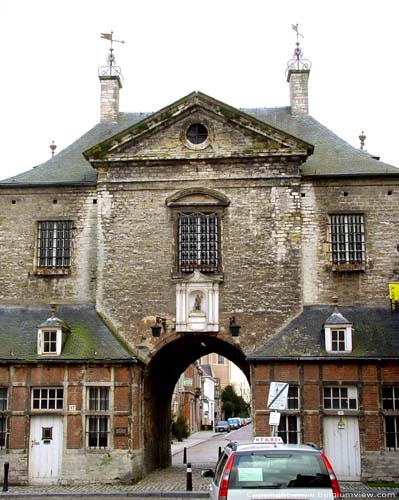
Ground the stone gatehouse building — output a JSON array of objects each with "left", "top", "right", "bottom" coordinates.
[{"left": 0, "top": 40, "right": 398, "bottom": 484}]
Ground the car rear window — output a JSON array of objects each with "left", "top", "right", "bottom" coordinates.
[{"left": 229, "top": 451, "right": 331, "bottom": 489}]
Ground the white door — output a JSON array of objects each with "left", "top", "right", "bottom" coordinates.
[
  {"left": 323, "top": 416, "right": 361, "bottom": 481},
  {"left": 29, "top": 415, "right": 63, "bottom": 484}
]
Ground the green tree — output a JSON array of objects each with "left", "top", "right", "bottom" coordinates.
[{"left": 221, "top": 384, "right": 249, "bottom": 418}]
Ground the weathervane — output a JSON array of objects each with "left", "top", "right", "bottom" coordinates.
[
  {"left": 98, "top": 31, "right": 125, "bottom": 79},
  {"left": 286, "top": 23, "right": 312, "bottom": 73}
]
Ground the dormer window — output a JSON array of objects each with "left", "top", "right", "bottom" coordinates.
[
  {"left": 324, "top": 310, "right": 352, "bottom": 354},
  {"left": 43, "top": 330, "right": 57, "bottom": 354},
  {"left": 37, "top": 306, "right": 70, "bottom": 357}
]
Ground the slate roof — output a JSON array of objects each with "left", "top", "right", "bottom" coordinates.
[
  {"left": 200, "top": 364, "right": 214, "bottom": 377},
  {"left": 249, "top": 305, "right": 399, "bottom": 361},
  {"left": 1, "top": 92, "right": 397, "bottom": 186},
  {"left": 0, "top": 304, "right": 134, "bottom": 363}
]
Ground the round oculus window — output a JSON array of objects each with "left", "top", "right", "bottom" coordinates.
[{"left": 186, "top": 123, "right": 208, "bottom": 145}]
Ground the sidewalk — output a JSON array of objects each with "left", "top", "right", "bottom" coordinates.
[{"left": 171, "top": 430, "right": 215, "bottom": 456}]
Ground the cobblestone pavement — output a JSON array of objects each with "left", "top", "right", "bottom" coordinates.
[
  {"left": 1, "top": 430, "right": 398, "bottom": 497},
  {"left": 2, "top": 463, "right": 399, "bottom": 497}
]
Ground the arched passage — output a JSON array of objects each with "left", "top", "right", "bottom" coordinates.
[{"left": 143, "top": 333, "right": 249, "bottom": 472}]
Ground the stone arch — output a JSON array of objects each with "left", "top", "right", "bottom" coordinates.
[
  {"left": 143, "top": 333, "right": 249, "bottom": 472},
  {"left": 165, "top": 187, "right": 230, "bottom": 207}
]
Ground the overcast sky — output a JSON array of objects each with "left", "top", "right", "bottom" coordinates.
[{"left": 2, "top": 0, "right": 398, "bottom": 180}]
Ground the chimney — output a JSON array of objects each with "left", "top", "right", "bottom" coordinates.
[
  {"left": 99, "top": 74, "right": 122, "bottom": 122},
  {"left": 286, "top": 24, "right": 311, "bottom": 116},
  {"left": 287, "top": 69, "right": 310, "bottom": 116}
]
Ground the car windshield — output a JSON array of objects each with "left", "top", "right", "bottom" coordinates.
[{"left": 228, "top": 451, "right": 331, "bottom": 489}]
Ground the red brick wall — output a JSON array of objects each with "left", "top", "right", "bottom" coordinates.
[{"left": 67, "top": 415, "right": 82, "bottom": 448}]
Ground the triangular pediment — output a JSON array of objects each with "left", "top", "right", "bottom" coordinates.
[{"left": 84, "top": 92, "right": 313, "bottom": 163}]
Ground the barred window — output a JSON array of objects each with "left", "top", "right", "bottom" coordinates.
[
  {"left": 178, "top": 213, "right": 219, "bottom": 273},
  {"left": 323, "top": 386, "right": 357, "bottom": 410},
  {"left": 87, "top": 387, "right": 110, "bottom": 449},
  {"left": 32, "top": 388, "right": 64, "bottom": 410},
  {"left": 278, "top": 415, "right": 300, "bottom": 444},
  {"left": 385, "top": 416, "right": 399, "bottom": 450},
  {"left": 37, "top": 221, "right": 72, "bottom": 268},
  {"left": 278, "top": 387, "right": 300, "bottom": 443},
  {"left": 87, "top": 416, "right": 109, "bottom": 448},
  {"left": 0, "top": 388, "right": 8, "bottom": 450},
  {"left": 329, "top": 214, "right": 365, "bottom": 264}
]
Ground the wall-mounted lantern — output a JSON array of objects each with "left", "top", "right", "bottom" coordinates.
[
  {"left": 151, "top": 316, "right": 167, "bottom": 337},
  {"left": 229, "top": 316, "right": 241, "bottom": 336}
]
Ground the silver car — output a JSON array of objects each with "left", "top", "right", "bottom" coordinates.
[{"left": 202, "top": 436, "right": 340, "bottom": 499}]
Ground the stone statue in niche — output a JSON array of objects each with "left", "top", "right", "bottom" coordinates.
[
  {"left": 189, "top": 292, "right": 205, "bottom": 317},
  {"left": 194, "top": 293, "right": 202, "bottom": 312}
]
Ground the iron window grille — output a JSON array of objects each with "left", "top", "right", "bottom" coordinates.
[
  {"left": 87, "top": 387, "right": 110, "bottom": 449},
  {"left": 329, "top": 214, "right": 365, "bottom": 264},
  {"left": 178, "top": 212, "right": 219, "bottom": 273},
  {"left": 37, "top": 221, "right": 72, "bottom": 268},
  {"left": 32, "top": 388, "right": 64, "bottom": 410},
  {"left": 0, "top": 388, "right": 8, "bottom": 449},
  {"left": 278, "top": 387, "right": 300, "bottom": 444},
  {"left": 278, "top": 415, "right": 300, "bottom": 444},
  {"left": 331, "top": 329, "right": 346, "bottom": 351},
  {"left": 385, "top": 416, "right": 399, "bottom": 450},
  {"left": 323, "top": 386, "right": 357, "bottom": 410},
  {"left": 87, "top": 416, "right": 109, "bottom": 449},
  {"left": 382, "top": 386, "right": 399, "bottom": 450}
]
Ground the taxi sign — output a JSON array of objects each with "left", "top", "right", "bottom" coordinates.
[{"left": 254, "top": 436, "right": 283, "bottom": 444}]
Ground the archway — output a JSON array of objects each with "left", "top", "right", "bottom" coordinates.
[{"left": 143, "top": 333, "right": 249, "bottom": 472}]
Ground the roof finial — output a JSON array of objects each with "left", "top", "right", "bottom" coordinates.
[
  {"left": 286, "top": 24, "right": 312, "bottom": 73},
  {"left": 359, "top": 131, "right": 366, "bottom": 150},
  {"left": 50, "top": 140, "right": 57, "bottom": 158},
  {"left": 98, "top": 31, "right": 125, "bottom": 79},
  {"left": 332, "top": 295, "right": 339, "bottom": 312},
  {"left": 50, "top": 302, "right": 57, "bottom": 317}
]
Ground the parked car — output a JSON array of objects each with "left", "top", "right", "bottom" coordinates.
[
  {"left": 215, "top": 420, "right": 231, "bottom": 432},
  {"left": 227, "top": 417, "right": 240, "bottom": 430},
  {"left": 201, "top": 436, "right": 340, "bottom": 499}
]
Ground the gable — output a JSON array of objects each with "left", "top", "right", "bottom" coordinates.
[{"left": 84, "top": 92, "right": 313, "bottom": 165}]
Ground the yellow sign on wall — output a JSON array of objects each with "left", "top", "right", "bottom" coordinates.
[{"left": 388, "top": 283, "right": 399, "bottom": 310}]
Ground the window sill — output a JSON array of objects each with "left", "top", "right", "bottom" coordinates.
[
  {"left": 35, "top": 268, "right": 71, "bottom": 276},
  {"left": 326, "top": 263, "right": 366, "bottom": 272},
  {"left": 171, "top": 272, "right": 224, "bottom": 281}
]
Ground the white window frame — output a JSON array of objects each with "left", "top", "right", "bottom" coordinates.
[
  {"left": 278, "top": 415, "right": 301, "bottom": 444},
  {"left": 324, "top": 325, "right": 352, "bottom": 353},
  {"left": 0, "top": 388, "right": 8, "bottom": 450},
  {"left": 323, "top": 386, "right": 358, "bottom": 410},
  {"left": 86, "top": 386, "right": 111, "bottom": 449},
  {"left": 37, "top": 328, "right": 62, "bottom": 356},
  {"left": 278, "top": 386, "right": 301, "bottom": 443},
  {"left": 31, "top": 387, "right": 64, "bottom": 410}
]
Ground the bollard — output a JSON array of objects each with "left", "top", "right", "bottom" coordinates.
[
  {"left": 186, "top": 462, "right": 192, "bottom": 491},
  {"left": 3, "top": 462, "right": 9, "bottom": 492},
  {"left": 183, "top": 446, "right": 187, "bottom": 464},
  {"left": 218, "top": 446, "right": 222, "bottom": 458}
]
